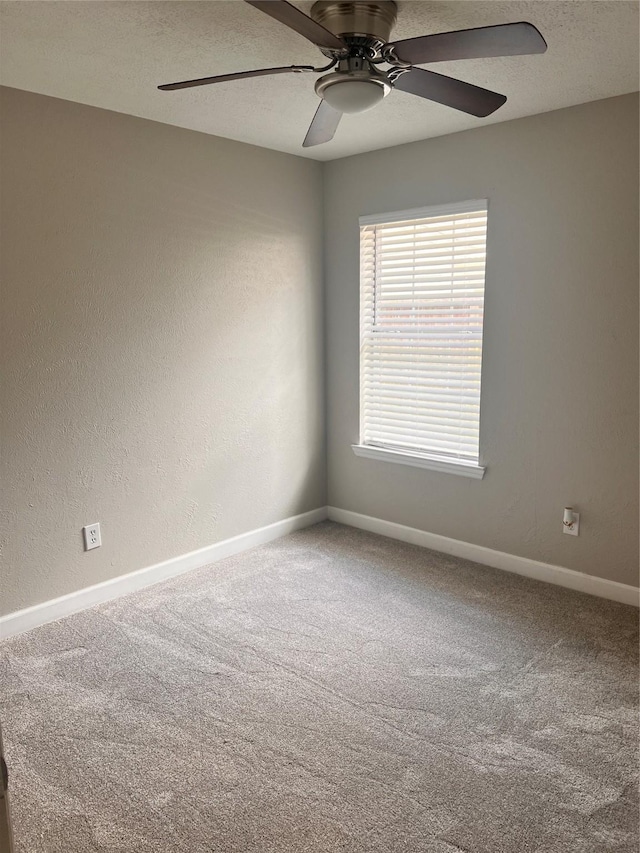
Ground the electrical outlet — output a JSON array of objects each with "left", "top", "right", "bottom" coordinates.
[
  {"left": 82, "top": 523, "right": 101, "bottom": 551},
  {"left": 562, "top": 512, "right": 580, "bottom": 536}
]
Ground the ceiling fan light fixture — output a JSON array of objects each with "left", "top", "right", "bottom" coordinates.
[
  {"left": 159, "top": 1, "right": 547, "bottom": 146},
  {"left": 315, "top": 74, "right": 390, "bottom": 114}
]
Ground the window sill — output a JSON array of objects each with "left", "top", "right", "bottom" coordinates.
[{"left": 351, "top": 444, "right": 486, "bottom": 479}]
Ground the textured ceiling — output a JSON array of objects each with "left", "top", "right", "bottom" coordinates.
[{"left": 1, "top": 1, "right": 638, "bottom": 160}]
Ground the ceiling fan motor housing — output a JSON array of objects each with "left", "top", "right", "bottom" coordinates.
[
  {"left": 311, "top": 2, "right": 397, "bottom": 113},
  {"left": 310, "top": 1, "right": 398, "bottom": 51}
]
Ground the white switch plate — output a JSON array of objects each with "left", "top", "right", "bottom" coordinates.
[
  {"left": 83, "top": 522, "right": 101, "bottom": 551},
  {"left": 562, "top": 513, "right": 580, "bottom": 536}
]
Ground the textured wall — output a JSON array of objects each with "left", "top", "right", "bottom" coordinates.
[
  {"left": 0, "top": 87, "right": 325, "bottom": 616},
  {"left": 2, "top": 88, "right": 638, "bottom": 619},
  {"left": 324, "top": 94, "right": 639, "bottom": 587}
]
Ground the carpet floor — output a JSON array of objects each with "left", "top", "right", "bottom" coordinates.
[{"left": 1, "top": 521, "right": 638, "bottom": 853}]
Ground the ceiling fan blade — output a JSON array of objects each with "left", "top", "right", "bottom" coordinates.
[
  {"left": 393, "top": 67, "right": 506, "bottom": 117},
  {"left": 388, "top": 22, "right": 547, "bottom": 66},
  {"left": 159, "top": 65, "right": 315, "bottom": 91},
  {"left": 245, "top": 0, "right": 347, "bottom": 52},
  {"left": 303, "top": 100, "right": 342, "bottom": 147}
]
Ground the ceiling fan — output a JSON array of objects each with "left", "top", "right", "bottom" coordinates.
[{"left": 158, "top": 0, "right": 547, "bottom": 147}]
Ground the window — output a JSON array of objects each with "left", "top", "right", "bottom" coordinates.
[{"left": 355, "top": 200, "right": 488, "bottom": 478}]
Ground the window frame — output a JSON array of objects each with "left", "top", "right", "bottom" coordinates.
[{"left": 354, "top": 200, "right": 488, "bottom": 479}]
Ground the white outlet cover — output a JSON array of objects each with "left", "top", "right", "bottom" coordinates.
[
  {"left": 82, "top": 523, "right": 101, "bottom": 551},
  {"left": 562, "top": 513, "right": 580, "bottom": 536}
]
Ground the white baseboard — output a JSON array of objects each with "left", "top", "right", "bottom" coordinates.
[
  {"left": 327, "top": 507, "right": 639, "bottom": 607},
  {"left": 3, "top": 504, "right": 636, "bottom": 640},
  {"left": 0, "top": 507, "right": 329, "bottom": 640}
]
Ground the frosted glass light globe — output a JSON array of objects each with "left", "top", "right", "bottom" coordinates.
[{"left": 320, "top": 79, "right": 387, "bottom": 114}]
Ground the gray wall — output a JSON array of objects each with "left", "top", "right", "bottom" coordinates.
[
  {"left": 2, "top": 89, "right": 638, "bottom": 618},
  {"left": 0, "top": 87, "right": 325, "bottom": 616},
  {"left": 324, "top": 94, "right": 639, "bottom": 587}
]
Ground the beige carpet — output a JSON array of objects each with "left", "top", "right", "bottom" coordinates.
[{"left": 1, "top": 521, "right": 638, "bottom": 852}]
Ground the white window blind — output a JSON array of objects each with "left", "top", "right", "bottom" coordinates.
[{"left": 359, "top": 200, "right": 488, "bottom": 465}]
